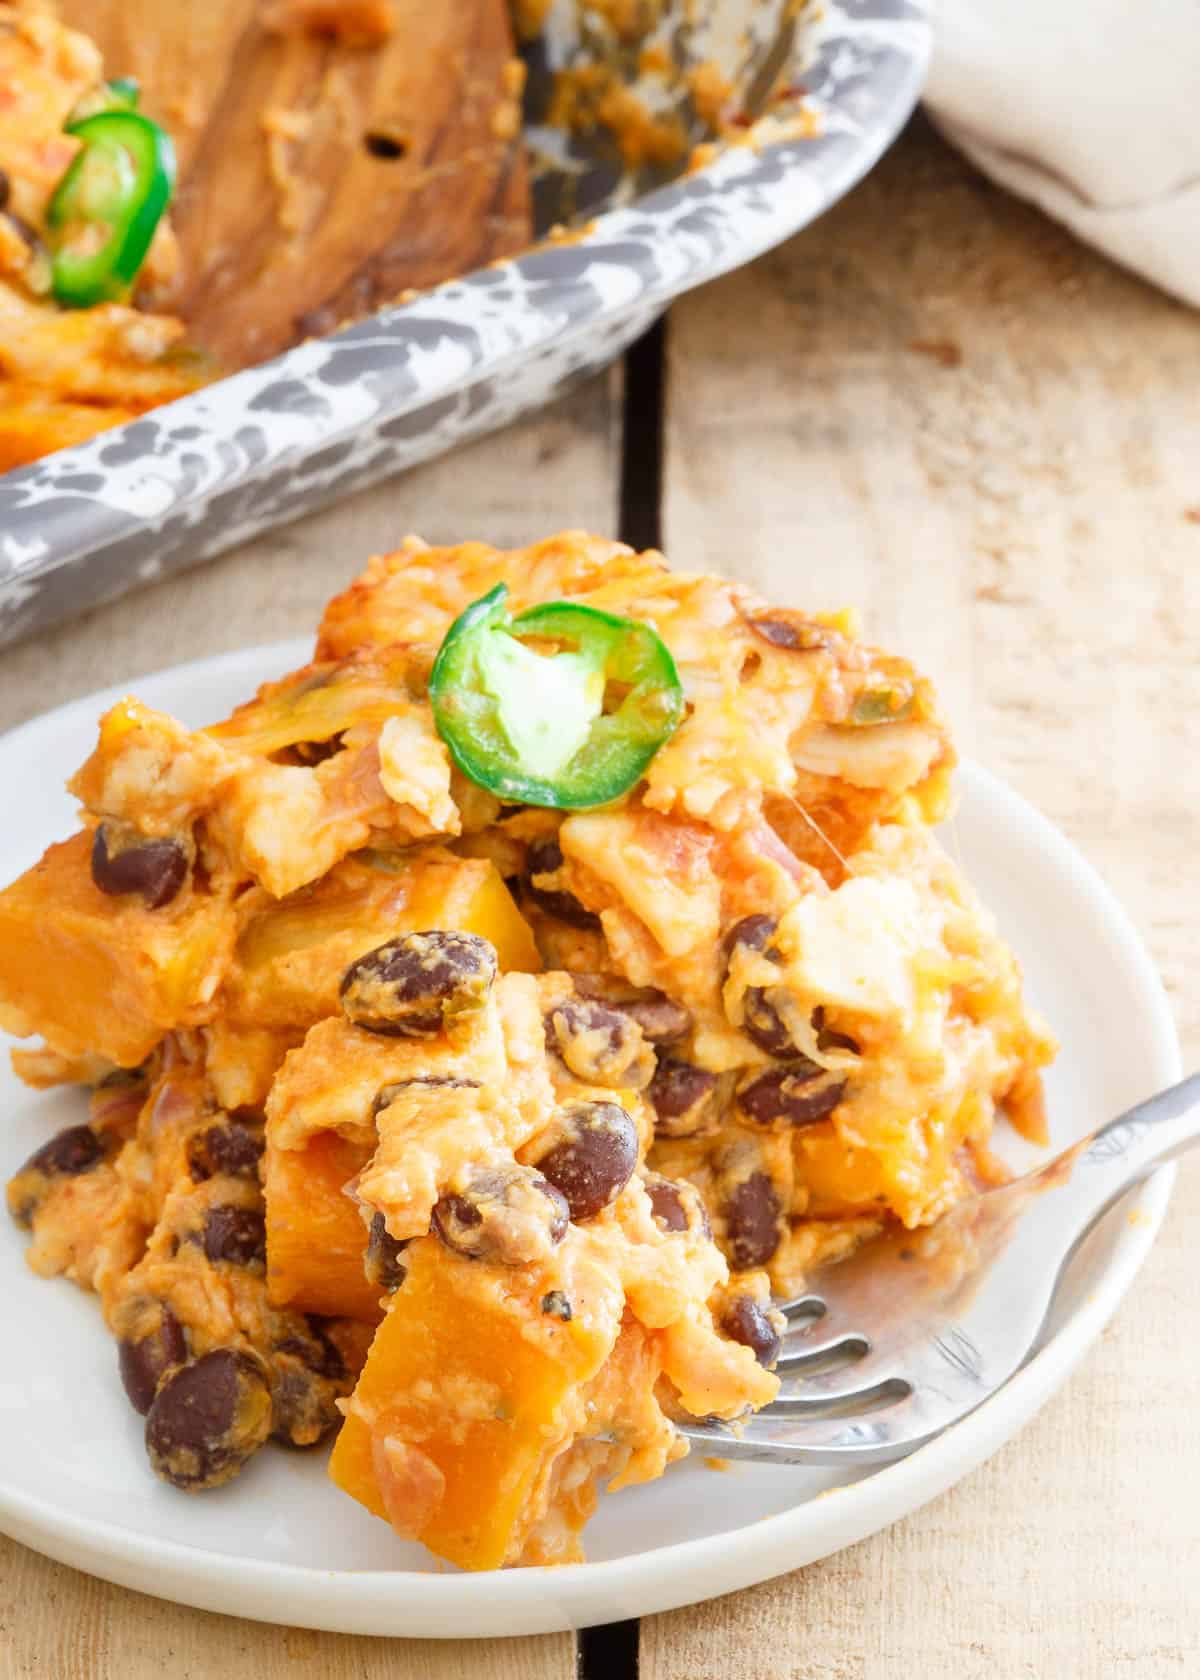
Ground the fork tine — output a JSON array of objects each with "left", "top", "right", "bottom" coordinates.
[
  {"left": 763, "top": 1376, "right": 912, "bottom": 1419},
  {"left": 775, "top": 1332, "right": 870, "bottom": 1374},
  {"left": 780, "top": 1293, "right": 827, "bottom": 1322}
]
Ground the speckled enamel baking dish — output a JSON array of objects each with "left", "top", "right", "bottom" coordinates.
[{"left": 0, "top": 0, "right": 929, "bottom": 646}]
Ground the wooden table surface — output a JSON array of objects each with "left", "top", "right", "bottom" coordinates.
[{"left": 2, "top": 117, "right": 1198, "bottom": 1678}]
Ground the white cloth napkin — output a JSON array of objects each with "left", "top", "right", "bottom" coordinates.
[{"left": 924, "top": 0, "right": 1200, "bottom": 307}]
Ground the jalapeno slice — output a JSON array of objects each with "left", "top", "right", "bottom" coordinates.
[
  {"left": 66, "top": 77, "right": 141, "bottom": 126},
  {"left": 429, "top": 584, "right": 685, "bottom": 808},
  {"left": 47, "top": 110, "right": 175, "bottom": 308}
]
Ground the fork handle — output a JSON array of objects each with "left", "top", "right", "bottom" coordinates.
[{"left": 1071, "top": 1072, "right": 1200, "bottom": 1211}]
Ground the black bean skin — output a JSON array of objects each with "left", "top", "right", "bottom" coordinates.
[
  {"left": 647, "top": 1058, "right": 717, "bottom": 1135},
  {"left": 340, "top": 931, "right": 496, "bottom": 1037},
  {"left": 200, "top": 1205, "right": 267, "bottom": 1267},
  {"left": 813, "top": 1005, "right": 861, "bottom": 1055},
  {"left": 187, "top": 1122, "right": 263, "bottom": 1182},
  {"left": 721, "top": 1296, "right": 783, "bottom": 1368},
  {"left": 144, "top": 1349, "right": 273, "bottom": 1490},
  {"left": 371, "top": 1075, "right": 480, "bottom": 1119},
  {"left": 7, "top": 1124, "right": 106, "bottom": 1226},
  {"left": 546, "top": 999, "right": 652, "bottom": 1089},
  {"left": 270, "top": 1322, "right": 347, "bottom": 1445},
  {"left": 91, "top": 824, "right": 189, "bottom": 909},
  {"left": 645, "top": 1175, "right": 688, "bottom": 1232},
  {"left": 745, "top": 613, "right": 832, "bottom": 653},
  {"left": 17, "top": 1124, "right": 104, "bottom": 1182},
  {"left": 723, "top": 914, "right": 799, "bottom": 1056},
  {"left": 541, "top": 1290, "right": 573, "bottom": 1321},
  {"left": 524, "top": 839, "right": 600, "bottom": 929},
  {"left": 572, "top": 975, "right": 692, "bottom": 1045},
  {"left": 364, "top": 1210, "right": 408, "bottom": 1291},
  {"left": 617, "top": 992, "right": 690, "bottom": 1044},
  {"left": 118, "top": 1307, "right": 188, "bottom": 1415},
  {"left": 431, "top": 1166, "right": 569, "bottom": 1262},
  {"left": 532, "top": 1100, "right": 639, "bottom": 1222},
  {"left": 736, "top": 1067, "right": 847, "bottom": 1129},
  {"left": 724, "top": 1172, "right": 783, "bottom": 1269}
]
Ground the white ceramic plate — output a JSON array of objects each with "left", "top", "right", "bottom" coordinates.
[{"left": 0, "top": 645, "right": 1180, "bottom": 1638}]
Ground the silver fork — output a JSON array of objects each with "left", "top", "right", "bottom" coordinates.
[{"left": 680, "top": 1073, "right": 1200, "bottom": 1465}]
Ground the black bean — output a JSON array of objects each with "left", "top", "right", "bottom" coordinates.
[
  {"left": 546, "top": 999, "right": 652, "bottom": 1089},
  {"left": 292, "top": 734, "right": 343, "bottom": 765},
  {"left": 724, "top": 1172, "right": 783, "bottom": 1269},
  {"left": 541, "top": 1290, "right": 573, "bottom": 1321},
  {"left": 118, "top": 1306, "right": 188, "bottom": 1415},
  {"left": 647, "top": 1058, "right": 717, "bottom": 1136},
  {"left": 737, "top": 1067, "right": 847, "bottom": 1129},
  {"left": 644, "top": 1173, "right": 699, "bottom": 1235},
  {"left": 364, "top": 1210, "right": 408, "bottom": 1291},
  {"left": 618, "top": 991, "right": 691, "bottom": 1045},
  {"left": 275, "top": 1320, "right": 346, "bottom": 1381},
  {"left": 572, "top": 975, "right": 691, "bottom": 1044},
  {"left": 145, "top": 1349, "right": 273, "bottom": 1490},
  {"left": 187, "top": 1122, "right": 263, "bottom": 1182},
  {"left": 371, "top": 1075, "right": 480, "bottom": 1119},
  {"left": 745, "top": 613, "right": 832, "bottom": 653},
  {"left": 7, "top": 1124, "right": 106, "bottom": 1226},
  {"left": 0, "top": 169, "right": 9, "bottom": 211},
  {"left": 721, "top": 1296, "right": 783, "bottom": 1368},
  {"left": 741, "top": 996, "right": 796, "bottom": 1058},
  {"left": 91, "top": 824, "right": 189, "bottom": 909},
  {"left": 431, "top": 1165, "right": 568, "bottom": 1262},
  {"left": 270, "top": 1321, "right": 347, "bottom": 1445},
  {"left": 340, "top": 931, "right": 496, "bottom": 1036},
  {"left": 200, "top": 1205, "right": 266, "bottom": 1267},
  {"left": 524, "top": 838, "right": 600, "bottom": 929},
  {"left": 723, "top": 914, "right": 797, "bottom": 1056},
  {"left": 17, "top": 1124, "right": 104, "bottom": 1181},
  {"left": 723, "top": 914, "right": 777, "bottom": 959},
  {"left": 533, "top": 1100, "right": 638, "bottom": 1222},
  {"left": 813, "top": 1005, "right": 861, "bottom": 1055}
]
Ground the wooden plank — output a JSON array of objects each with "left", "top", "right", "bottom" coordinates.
[
  {"left": 0, "top": 1542, "right": 571, "bottom": 1680},
  {"left": 645, "top": 115, "right": 1200, "bottom": 1679},
  {"left": 0, "top": 366, "right": 618, "bottom": 1678}
]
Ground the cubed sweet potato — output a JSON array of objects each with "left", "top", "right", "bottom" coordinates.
[
  {"left": 264, "top": 1130, "right": 381, "bottom": 1323},
  {"left": 225, "top": 849, "right": 538, "bottom": 1030},
  {"left": 329, "top": 1235, "right": 622, "bottom": 1570},
  {"left": 0, "top": 832, "right": 236, "bottom": 1067}
]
